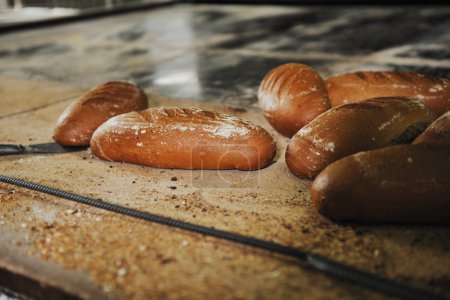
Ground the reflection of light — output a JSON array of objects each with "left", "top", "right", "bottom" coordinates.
[
  {"left": 0, "top": 7, "right": 78, "bottom": 23},
  {"left": 146, "top": 13, "right": 202, "bottom": 98},
  {"left": 154, "top": 71, "right": 199, "bottom": 86}
]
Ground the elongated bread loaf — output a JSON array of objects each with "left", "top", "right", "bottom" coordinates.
[
  {"left": 413, "top": 110, "right": 450, "bottom": 146},
  {"left": 325, "top": 71, "right": 450, "bottom": 115},
  {"left": 258, "top": 63, "right": 330, "bottom": 137},
  {"left": 285, "top": 97, "right": 436, "bottom": 179},
  {"left": 53, "top": 81, "right": 148, "bottom": 146},
  {"left": 311, "top": 144, "right": 450, "bottom": 224},
  {"left": 90, "top": 107, "right": 276, "bottom": 170}
]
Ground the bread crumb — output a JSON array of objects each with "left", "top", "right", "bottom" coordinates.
[{"left": 117, "top": 268, "right": 127, "bottom": 277}]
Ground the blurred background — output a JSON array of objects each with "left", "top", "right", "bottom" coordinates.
[{"left": 0, "top": 0, "right": 170, "bottom": 28}]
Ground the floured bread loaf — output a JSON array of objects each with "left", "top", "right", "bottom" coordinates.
[
  {"left": 325, "top": 71, "right": 450, "bottom": 115},
  {"left": 90, "top": 107, "right": 276, "bottom": 170},
  {"left": 285, "top": 97, "right": 437, "bottom": 179},
  {"left": 413, "top": 110, "right": 450, "bottom": 146},
  {"left": 258, "top": 63, "right": 330, "bottom": 137},
  {"left": 53, "top": 81, "right": 148, "bottom": 146}
]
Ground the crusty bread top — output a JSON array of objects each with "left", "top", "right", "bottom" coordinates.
[
  {"left": 258, "top": 63, "right": 328, "bottom": 113},
  {"left": 92, "top": 107, "right": 267, "bottom": 142},
  {"left": 90, "top": 107, "right": 276, "bottom": 170},
  {"left": 326, "top": 71, "right": 449, "bottom": 92},
  {"left": 285, "top": 96, "right": 437, "bottom": 178},
  {"left": 53, "top": 81, "right": 148, "bottom": 146},
  {"left": 325, "top": 71, "right": 450, "bottom": 114},
  {"left": 413, "top": 110, "right": 450, "bottom": 145},
  {"left": 294, "top": 96, "right": 435, "bottom": 155},
  {"left": 258, "top": 63, "right": 329, "bottom": 137}
]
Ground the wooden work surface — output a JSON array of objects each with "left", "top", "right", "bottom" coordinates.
[{"left": 0, "top": 76, "right": 449, "bottom": 300}]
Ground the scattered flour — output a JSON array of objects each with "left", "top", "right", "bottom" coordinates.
[
  {"left": 429, "top": 85, "right": 443, "bottom": 92},
  {"left": 202, "top": 124, "right": 250, "bottom": 138},
  {"left": 298, "top": 123, "right": 335, "bottom": 153},
  {"left": 378, "top": 113, "right": 402, "bottom": 131},
  {"left": 93, "top": 108, "right": 262, "bottom": 157}
]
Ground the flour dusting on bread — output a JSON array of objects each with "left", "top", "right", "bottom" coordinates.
[{"left": 90, "top": 107, "right": 276, "bottom": 170}]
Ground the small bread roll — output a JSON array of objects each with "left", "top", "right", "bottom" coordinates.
[
  {"left": 258, "top": 63, "right": 330, "bottom": 137},
  {"left": 53, "top": 81, "right": 148, "bottom": 146},
  {"left": 325, "top": 71, "right": 450, "bottom": 115},
  {"left": 311, "top": 144, "right": 450, "bottom": 224},
  {"left": 90, "top": 107, "right": 276, "bottom": 170},
  {"left": 286, "top": 97, "right": 436, "bottom": 179},
  {"left": 413, "top": 110, "right": 450, "bottom": 146}
]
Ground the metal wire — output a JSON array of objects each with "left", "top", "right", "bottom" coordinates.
[{"left": 1, "top": 174, "right": 447, "bottom": 300}]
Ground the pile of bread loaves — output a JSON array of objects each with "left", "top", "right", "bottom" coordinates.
[{"left": 52, "top": 64, "right": 450, "bottom": 225}]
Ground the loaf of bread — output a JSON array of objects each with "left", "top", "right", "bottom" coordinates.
[
  {"left": 325, "top": 71, "right": 450, "bottom": 115},
  {"left": 413, "top": 110, "right": 450, "bottom": 146},
  {"left": 53, "top": 81, "right": 148, "bottom": 146},
  {"left": 285, "top": 97, "right": 436, "bottom": 179},
  {"left": 311, "top": 144, "right": 450, "bottom": 224},
  {"left": 90, "top": 107, "right": 276, "bottom": 170},
  {"left": 258, "top": 63, "right": 330, "bottom": 137}
]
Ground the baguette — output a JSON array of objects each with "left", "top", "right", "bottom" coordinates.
[
  {"left": 285, "top": 97, "right": 436, "bottom": 179},
  {"left": 258, "top": 63, "right": 330, "bottom": 137},
  {"left": 325, "top": 71, "right": 450, "bottom": 115},
  {"left": 413, "top": 110, "right": 450, "bottom": 146},
  {"left": 53, "top": 81, "right": 148, "bottom": 146},
  {"left": 90, "top": 107, "right": 276, "bottom": 170},
  {"left": 311, "top": 144, "right": 450, "bottom": 224}
]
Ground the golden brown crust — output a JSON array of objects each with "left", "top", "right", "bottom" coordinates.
[
  {"left": 258, "top": 63, "right": 330, "bottom": 137},
  {"left": 325, "top": 71, "right": 450, "bottom": 115},
  {"left": 90, "top": 107, "right": 276, "bottom": 170},
  {"left": 311, "top": 144, "right": 450, "bottom": 224},
  {"left": 53, "top": 81, "right": 148, "bottom": 146},
  {"left": 285, "top": 97, "right": 437, "bottom": 179},
  {"left": 413, "top": 110, "right": 450, "bottom": 146}
]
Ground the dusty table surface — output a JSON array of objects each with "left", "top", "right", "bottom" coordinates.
[
  {"left": 0, "top": 3, "right": 450, "bottom": 300},
  {"left": 1, "top": 76, "right": 450, "bottom": 300}
]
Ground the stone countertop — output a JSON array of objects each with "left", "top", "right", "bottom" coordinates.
[
  {"left": 0, "top": 3, "right": 449, "bottom": 300},
  {"left": 0, "top": 4, "right": 449, "bottom": 106}
]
